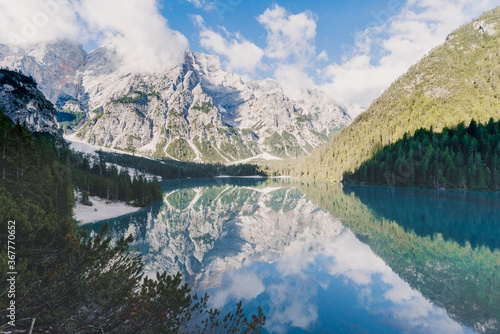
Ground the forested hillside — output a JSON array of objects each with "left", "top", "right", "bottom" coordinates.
[
  {"left": 95, "top": 150, "right": 265, "bottom": 179},
  {"left": 293, "top": 7, "right": 500, "bottom": 181},
  {"left": 344, "top": 119, "right": 500, "bottom": 190},
  {"left": 69, "top": 151, "right": 163, "bottom": 207}
]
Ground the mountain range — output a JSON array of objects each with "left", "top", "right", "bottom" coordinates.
[
  {"left": 3, "top": 6, "right": 499, "bottom": 177},
  {"left": 0, "top": 38, "right": 350, "bottom": 164}
]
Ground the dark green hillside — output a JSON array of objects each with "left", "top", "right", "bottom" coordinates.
[
  {"left": 344, "top": 119, "right": 500, "bottom": 190},
  {"left": 294, "top": 7, "right": 500, "bottom": 181},
  {"left": 0, "top": 113, "right": 75, "bottom": 256},
  {"left": 94, "top": 150, "right": 266, "bottom": 178},
  {"left": 68, "top": 152, "right": 164, "bottom": 207},
  {"left": 57, "top": 109, "right": 86, "bottom": 131}
]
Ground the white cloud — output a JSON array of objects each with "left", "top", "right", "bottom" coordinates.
[
  {"left": 0, "top": 0, "right": 81, "bottom": 45},
  {"left": 257, "top": 4, "right": 317, "bottom": 65},
  {"left": 274, "top": 65, "right": 316, "bottom": 100},
  {"left": 317, "top": 50, "right": 329, "bottom": 61},
  {"left": 253, "top": 5, "right": 327, "bottom": 101},
  {"left": 319, "top": 231, "right": 470, "bottom": 334},
  {"left": 77, "top": 0, "right": 188, "bottom": 72},
  {"left": 193, "top": 15, "right": 264, "bottom": 73},
  {"left": 186, "top": 0, "right": 245, "bottom": 20},
  {"left": 321, "top": 0, "right": 499, "bottom": 117},
  {"left": 266, "top": 281, "right": 319, "bottom": 333},
  {"left": 186, "top": 0, "right": 204, "bottom": 8},
  {"left": 185, "top": 0, "right": 215, "bottom": 10},
  {"left": 210, "top": 270, "right": 265, "bottom": 309},
  {"left": 191, "top": 5, "right": 325, "bottom": 101},
  {"left": 0, "top": 0, "right": 189, "bottom": 73}
]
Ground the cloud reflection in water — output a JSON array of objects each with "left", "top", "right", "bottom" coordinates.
[{"left": 205, "top": 227, "right": 474, "bottom": 334}]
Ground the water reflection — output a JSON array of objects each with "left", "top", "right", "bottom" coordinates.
[
  {"left": 206, "top": 230, "right": 473, "bottom": 334},
  {"left": 82, "top": 178, "right": 499, "bottom": 333},
  {"left": 343, "top": 184, "right": 500, "bottom": 250},
  {"left": 300, "top": 181, "right": 500, "bottom": 333}
]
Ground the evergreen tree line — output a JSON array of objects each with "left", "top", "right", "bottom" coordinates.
[
  {"left": 96, "top": 150, "right": 266, "bottom": 179},
  {"left": 0, "top": 111, "right": 265, "bottom": 332},
  {"left": 344, "top": 118, "right": 500, "bottom": 190},
  {"left": 66, "top": 151, "right": 163, "bottom": 207}
]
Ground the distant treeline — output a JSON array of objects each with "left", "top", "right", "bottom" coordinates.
[
  {"left": 95, "top": 150, "right": 266, "bottom": 179},
  {"left": 66, "top": 152, "right": 163, "bottom": 207},
  {"left": 344, "top": 118, "right": 500, "bottom": 190}
]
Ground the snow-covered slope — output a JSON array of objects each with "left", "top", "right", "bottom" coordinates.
[{"left": 0, "top": 39, "right": 351, "bottom": 163}]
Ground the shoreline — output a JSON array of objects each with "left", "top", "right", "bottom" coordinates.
[{"left": 74, "top": 195, "right": 142, "bottom": 225}]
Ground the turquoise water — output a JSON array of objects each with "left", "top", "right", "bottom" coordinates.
[
  {"left": 82, "top": 178, "right": 500, "bottom": 333},
  {"left": 342, "top": 184, "right": 500, "bottom": 250}
]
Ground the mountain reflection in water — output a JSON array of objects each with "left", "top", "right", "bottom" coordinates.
[{"left": 82, "top": 178, "right": 499, "bottom": 333}]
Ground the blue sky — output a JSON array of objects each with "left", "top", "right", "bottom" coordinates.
[
  {"left": 1, "top": 0, "right": 499, "bottom": 114},
  {"left": 158, "top": 0, "right": 499, "bottom": 113},
  {"left": 163, "top": 0, "right": 402, "bottom": 64}
]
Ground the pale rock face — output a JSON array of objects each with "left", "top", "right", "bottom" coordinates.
[
  {"left": 0, "top": 70, "right": 60, "bottom": 136},
  {"left": 0, "top": 39, "right": 351, "bottom": 163},
  {"left": 0, "top": 41, "right": 87, "bottom": 105},
  {"left": 473, "top": 20, "right": 497, "bottom": 35}
]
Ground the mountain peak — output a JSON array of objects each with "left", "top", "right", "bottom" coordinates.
[
  {"left": 0, "top": 39, "right": 351, "bottom": 163},
  {"left": 0, "top": 40, "right": 87, "bottom": 104},
  {"left": 184, "top": 50, "right": 222, "bottom": 73}
]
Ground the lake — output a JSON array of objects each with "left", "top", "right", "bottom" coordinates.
[{"left": 82, "top": 178, "right": 500, "bottom": 333}]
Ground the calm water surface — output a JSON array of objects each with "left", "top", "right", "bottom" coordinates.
[{"left": 82, "top": 178, "right": 500, "bottom": 333}]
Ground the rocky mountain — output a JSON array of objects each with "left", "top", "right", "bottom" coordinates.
[
  {"left": 0, "top": 69, "right": 60, "bottom": 136},
  {"left": 0, "top": 42, "right": 87, "bottom": 105},
  {"left": 295, "top": 6, "right": 500, "bottom": 181},
  {"left": 0, "top": 38, "right": 351, "bottom": 163}
]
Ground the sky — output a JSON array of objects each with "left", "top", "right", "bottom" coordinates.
[{"left": 0, "top": 0, "right": 499, "bottom": 116}]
